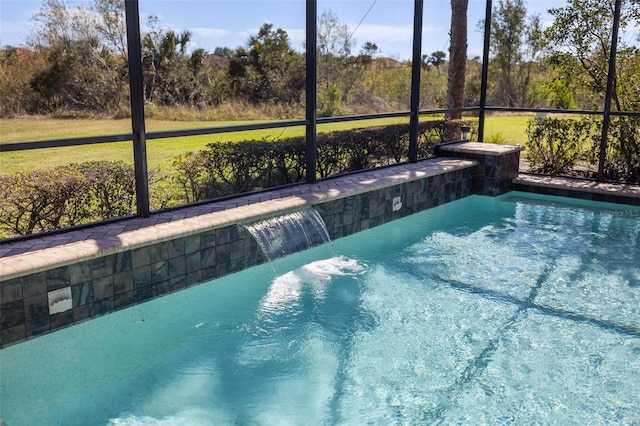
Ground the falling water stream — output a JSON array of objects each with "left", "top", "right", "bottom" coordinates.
[{"left": 245, "top": 209, "right": 332, "bottom": 261}]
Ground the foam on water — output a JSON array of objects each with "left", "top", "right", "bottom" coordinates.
[
  {"left": 258, "top": 256, "right": 367, "bottom": 315},
  {"left": 107, "top": 255, "right": 367, "bottom": 426}
]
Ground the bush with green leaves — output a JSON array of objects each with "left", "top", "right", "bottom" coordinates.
[
  {"left": 0, "top": 161, "right": 136, "bottom": 237},
  {"left": 0, "top": 121, "right": 475, "bottom": 238},
  {"left": 525, "top": 117, "right": 595, "bottom": 175},
  {"left": 0, "top": 168, "right": 85, "bottom": 236},
  {"left": 72, "top": 161, "right": 136, "bottom": 218},
  {"left": 595, "top": 116, "right": 640, "bottom": 182},
  {"left": 318, "top": 83, "right": 342, "bottom": 117},
  {"left": 171, "top": 121, "right": 473, "bottom": 203},
  {"left": 526, "top": 116, "right": 640, "bottom": 183}
]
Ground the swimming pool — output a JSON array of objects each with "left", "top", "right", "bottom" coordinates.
[{"left": 1, "top": 192, "right": 639, "bottom": 425}]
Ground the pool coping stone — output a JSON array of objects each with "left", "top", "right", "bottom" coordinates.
[{"left": 514, "top": 174, "right": 640, "bottom": 206}]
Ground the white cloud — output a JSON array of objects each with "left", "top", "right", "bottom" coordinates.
[
  {"left": 353, "top": 23, "right": 446, "bottom": 41},
  {"left": 352, "top": 23, "right": 415, "bottom": 44},
  {"left": 283, "top": 27, "right": 306, "bottom": 49},
  {"left": 191, "top": 27, "right": 230, "bottom": 39}
]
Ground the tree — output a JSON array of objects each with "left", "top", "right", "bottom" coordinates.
[
  {"left": 229, "top": 23, "right": 304, "bottom": 104},
  {"left": 213, "top": 46, "right": 233, "bottom": 58},
  {"left": 544, "top": 0, "right": 640, "bottom": 181},
  {"left": 544, "top": 0, "right": 640, "bottom": 112},
  {"left": 420, "top": 63, "right": 448, "bottom": 109},
  {"left": 465, "top": 56, "right": 483, "bottom": 106},
  {"left": 0, "top": 47, "right": 44, "bottom": 116},
  {"left": 187, "top": 47, "right": 231, "bottom": 106},
  {"left": 316, "top": 9, "right": 381, "bottom": 112},
  {"left": 141, "top": 16, "right": 194, "bottom": 105},
  {"left": 481, "top": 0, "right": 544, "bottom": 107},
  {"left": 446, "top": 0, "right": 469, "bottom": 136},
  {"left": 519, "top": 13, "right": 544, "bottom": 106},
  {"left": 317, "top": 9, "right": 354, "bottom": 93},
  {"left": 92, "top": 0, "right": 127, "bottom": 59},
  {"left": 427, "top": 51, "right": 447, "bottom": 70},
  {"left": 249, "top": 23, "right": 305, "bottom": 103},
  {"left": 489, "top": 0, "right": 526, "bottom": 107},
  {"left": 339, "top": 41, "right": 379, "bottom": 103},
  {"left": 29, "top": 0, "right": 126, "bottom": 114}
]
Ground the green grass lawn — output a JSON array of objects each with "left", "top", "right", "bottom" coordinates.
[
  {"left": 1, "top": 117, "right": 410, "bottom": 173},
  {"left": 0, "top": 114, "right": 533, "bottom": 174},
  {"left": 482, "top": 114, "right": 534, "bottom": 145}
]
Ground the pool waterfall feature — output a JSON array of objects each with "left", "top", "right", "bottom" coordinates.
[
  {"left": 0, "top": 143, "right": 524, "bottom": 348},
  {"left": 245, "top": 209, "right": 332, "bottom": 262}
]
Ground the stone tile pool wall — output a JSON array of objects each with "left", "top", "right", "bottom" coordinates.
[{"left": 1, "top": 157, "right": 485, "bottom": 348}]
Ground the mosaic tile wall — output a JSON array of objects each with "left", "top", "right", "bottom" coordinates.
[{"left": 0, "top": 167, "right": 472, "bottom": 348}]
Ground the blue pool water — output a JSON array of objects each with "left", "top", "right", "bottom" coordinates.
[{"left": 1, "top": 192, "right": 640, "bottom": 425}]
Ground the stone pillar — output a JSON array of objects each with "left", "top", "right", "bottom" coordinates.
[{"left": 435, "top": 142, "right": 524, "bottom": 196}]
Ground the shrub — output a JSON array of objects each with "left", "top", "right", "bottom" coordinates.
[
  {"left": 485, "top": 132, "right": 507, "bottom": 144},
  {"left": 0, "top": 167, "right": 87, "bottom": 235},
  {"left": 0, "top": 161, "right": 137, "bottom": 238},
  {"left": 595, "top": 116, "right": 640, "bottom": 182},
  {"left": 172, "top": 151, "right": 215, "bottom": 203},
  {"left": 270, "top": 138, "right": 307, "bottom": 184},
  {"left": 318, "top": 84, "right": 342, "bottom": 117},
  {"left": 0, "top": 121, "right": 473, "bottom": 238},
  {"left": 526, "top": 116, "right": 640, "bottom": 183},
  {"left": 525, "top": 117, "right": 594, "bottom": 175},
  {"left": 171, "top": 120, "right": 470, "bottom": 202},
  {"left": 72, "top": 161, "right": 136, "bottom": 218},
  {"left": 206, "top": 140, "right": 285, "bottom": 195}
]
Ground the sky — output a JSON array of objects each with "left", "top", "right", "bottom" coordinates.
[{"left": 0, "top": 0, "right": 581, "bottom": 60}]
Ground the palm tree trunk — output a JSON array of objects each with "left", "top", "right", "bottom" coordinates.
[{"left": 445, "top": 0, "right": 469, "bottom": 140}]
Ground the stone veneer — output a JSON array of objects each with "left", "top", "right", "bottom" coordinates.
[
  {"left": 435, "top": 142, "right": 524, "bottom": 196},
  {"left": 1, "top": 157, "right": 483, "bottom": 348}
]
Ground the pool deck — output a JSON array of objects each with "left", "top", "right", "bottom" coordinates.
[
  {"left": 514, "top": 173, "right": 640, "bottom": 206},
  {"left": 0, "top": 157, "right": 474, "bottom": 281}
]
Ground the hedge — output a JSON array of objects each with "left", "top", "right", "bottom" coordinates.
[
  {"left": 171, "top": 120, "right": 468, "bottom": 202},
  {"left": 0, "top": 161, "right": 136, "bottom": 237},
  {"left": 526, "top": 116, "right": 640, "bottom": 182},
  {"left": 0, "top": 120, "right": 471, "bottom": 238}
]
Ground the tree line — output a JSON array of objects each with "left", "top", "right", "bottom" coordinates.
[{"left": 0, "top": 0, "right": 638, "bottom": 120}]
